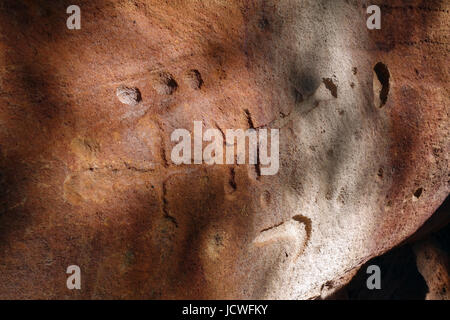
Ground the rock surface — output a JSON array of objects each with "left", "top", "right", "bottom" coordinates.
[{"left": 0, "top": 0, "right": 448, "bottom": 299}]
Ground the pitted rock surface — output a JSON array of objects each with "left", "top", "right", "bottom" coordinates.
[{"left": 0, "top": 0, "right": 448, "bottom": 299}]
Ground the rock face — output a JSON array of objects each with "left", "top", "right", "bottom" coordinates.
[{"left": 0, "top": 0, "right": 448, "bottom": 299}]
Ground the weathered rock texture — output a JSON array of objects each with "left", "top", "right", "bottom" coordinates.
[{"left": 0, "top": 0, "right": 448, "bottom": 299}]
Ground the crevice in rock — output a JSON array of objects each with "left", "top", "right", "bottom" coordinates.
[
  {"left": 244, "top": 108, "right": 255, "bottom": 129},
  {"left": 244, "top": 109, "right": 261, "bottom": 179},
  {"left": 215, "top": 122, "right": 227, "bottom": 146},
  {"left": 162, "top": 179, "right": 178, "bottom": 228},
  {"left": 254, "top": 154, "right": 262, "bottom": 180},
  {"left": 259, "top": 221, "right": 284, "bottom": 233},
  {"left": 79, "top": 163, "right": 156, "bottom": 174},
  {"left": 157, "top": 120, "right": 169, "bottom": 167},
  {"left": 123, "top": 162, "right": 155, "bottom": 173},
  {"left": 228, "top": 167, "right": 237, "bottom": 191}
]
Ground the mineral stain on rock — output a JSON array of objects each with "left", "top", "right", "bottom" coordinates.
[{"left": 116, "top": 85, "right": 142, "bottom": 106}]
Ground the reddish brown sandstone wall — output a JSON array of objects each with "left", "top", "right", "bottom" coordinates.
[{"left": 0, "top": 0, "right": 448, "bottom": 299}]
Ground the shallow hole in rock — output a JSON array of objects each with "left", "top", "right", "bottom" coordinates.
[
  {"left": 152, "top": 72, "right": 178, "bottom": 95},
  {"left": 184, "top": 69, "right": 203, "bottom": 90},
  {"left": 116, "top": 86, "right": 142, "bottom": 106},
  {"left": 373, "top": 62, "right": 390, "bottom": 107},
  {"left": 414, "top": 187, "right": 423, "bottom": 199},
  {"left": 377, "top": 167, "right": 384, "bottom": 178},
  {"left": 228, "top": 167, "right": 237, "bottom": 191},
  {"left": 322, "top": 78, "right": 338, "bottom": 98},
  {"left": 258, "top": 16, "right": 270, "bottom": 30}
]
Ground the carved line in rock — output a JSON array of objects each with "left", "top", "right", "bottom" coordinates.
[{"left": 253, "top": 214, "right": 312, "bottom": 261}]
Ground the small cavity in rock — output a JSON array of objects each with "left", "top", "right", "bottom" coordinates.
[
  {"left": 184, "top": 69, "right": 203, "bottom": 90},
  {"left": 152, "top": 72, "right": 178, "bottom": 95},
  {"left": 373, "top": 62, "right": 390, "bottom": 107},
  {"left": 322, "top": 78, "right": 338, "bottom": 98},
  {"left": 414, "top": 188, "right": 423, "bottom": 199},
  {"left": 116, "top": 86, "right": 141, "bottom": 106}
]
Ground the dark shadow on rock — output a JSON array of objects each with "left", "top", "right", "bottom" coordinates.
[{"left": 328, "top": 244, "right": 429, "bottom": 300}]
